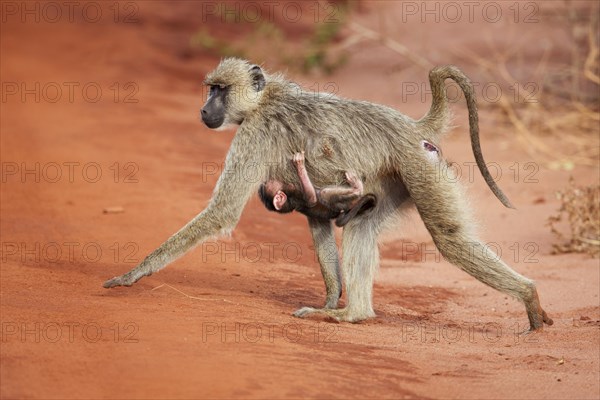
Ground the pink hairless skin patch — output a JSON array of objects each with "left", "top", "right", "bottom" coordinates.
[{"left": 422, "top": 140, "right": 441, "bottom": 161}]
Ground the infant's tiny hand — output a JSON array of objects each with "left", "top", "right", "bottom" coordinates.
[{"left": 293, "top": 151, "right": 305, "bottom": 165}]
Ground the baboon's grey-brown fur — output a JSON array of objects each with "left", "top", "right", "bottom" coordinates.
[{"left": 104, "top": 58, "right": 552, "bottom": 331}]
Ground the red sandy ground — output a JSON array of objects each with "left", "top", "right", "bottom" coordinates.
[{"left": 1, "top": 2, "right": 599, "bottom": 399}]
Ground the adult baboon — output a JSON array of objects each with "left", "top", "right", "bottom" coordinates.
[{"left": 104, "top": 58, "right": 552, "bottom": 331}]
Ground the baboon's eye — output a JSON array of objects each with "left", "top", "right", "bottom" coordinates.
[{"left": 208, "top": 85, "right": 227, "bottom": 98}]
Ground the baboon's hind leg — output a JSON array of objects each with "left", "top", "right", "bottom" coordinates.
[{"left": 406, "top": 162, "right": 553, "bottom": 331}]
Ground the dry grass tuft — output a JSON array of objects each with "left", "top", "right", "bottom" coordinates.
[
  {"left": 456, "top": 2, "right": 600, "bottom": 167},
  {"left": 548, "top": 178, "right": 600, "bottom": 257}
]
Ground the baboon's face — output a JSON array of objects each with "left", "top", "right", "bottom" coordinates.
[
  {"left": 201, "top": 84, "right": 228, "bottom": 129},
  {"left": 258, "top": 180, "right": 297, "bottom": 214},
  {"left": 263, "top": 180, "right": 288, "bottom": 211},
  {"left": 201, "top": 58, "right": 266, "bottom": 130}
]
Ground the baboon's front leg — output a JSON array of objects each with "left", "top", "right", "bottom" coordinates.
[
  {"left": 103, "top": 209, "right": 227, "bottom": 288},
  {"left": 104, "top": 126, "right": 265, "bottom": 289},
  {"left": 293, "top": 218, "right": 342, "bottom": 315}
]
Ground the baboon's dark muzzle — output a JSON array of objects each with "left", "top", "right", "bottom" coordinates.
[{"left": 201, "top": 108, "right": 224, "bottom": 129}]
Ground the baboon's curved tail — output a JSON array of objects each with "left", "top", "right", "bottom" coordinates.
[{"left": 419, "top": 65, "right": 514, "bottom": 209}]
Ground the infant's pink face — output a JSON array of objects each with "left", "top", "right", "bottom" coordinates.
[{"left": 265, "top": 180, "right": 287, "bottom": 210}]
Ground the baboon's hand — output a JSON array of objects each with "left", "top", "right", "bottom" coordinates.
[
  {"left": 103, "top": 272, "right": 137, "bottom": 288},
  {"left": 292, "top": 151, "right": 305, "bottom": 166}
]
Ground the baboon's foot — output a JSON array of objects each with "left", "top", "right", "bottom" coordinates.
[
  {"left": 344, "top": 171, "right": 363, "bottom": 192},
  {"left": 293, "top": 306, "right": 374, "bottom": 323},
  {"left": 526, "top": 307, "right": 554, "bottom": 332},
  {"left": 103, "top": 271, "right": 144, "bottom": 288},
  {"left": 541, "top": 308, "right": 554, "bottom": 326},
  {"left": 525, "top": 289, "right": 554, "bottom": 331}
]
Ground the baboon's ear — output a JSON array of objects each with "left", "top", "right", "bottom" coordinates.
[{"left": 250, "top": 65, "right": 266, "bottom": 91}]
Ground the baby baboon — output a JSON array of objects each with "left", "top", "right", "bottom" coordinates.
[
  {"left": 258, "top": 151, "right": 377, "bottom": 227},
  {"left": 104, "top": 58, "right": 552, "bottom": 332}
]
